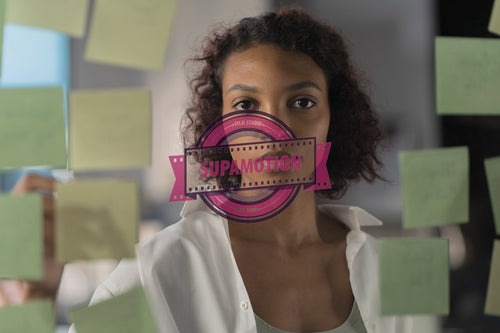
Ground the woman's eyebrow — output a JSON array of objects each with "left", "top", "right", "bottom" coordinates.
[
  {"left": 226, "top": 84, "right": 259, "bottom": 95},
  {"left": 286, "top": 81, "right": 322, "bottom": 92}
]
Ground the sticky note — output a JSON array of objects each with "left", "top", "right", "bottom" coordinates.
[
  {"left": 84, "top": 0, "right": 176, "bottom": 70},
  {"left": 0, "top": 87, "right": 66, "bottom": 169},
  {"left": 486, "top": 240, "right": 500, "bottom": 316},
  {"left": 0, "top": 0, "right": 6, "bottom": 77},
  {"left": 0, "top": 299, "right": 54, "bottom": 333},
  {"left": 5, "top": 0, "right": 89, "bottom": 37},
  {"left": 485, "top": 156, "right": 500, "bottom": 235},
  {"left": 379, "top": 238, "right": 449, "bottom": 315},
  {"left": 56, "top": 179, "right": 138, "bottom": 263},
  {"left": 70, "top": 287, "right": 157, "bottom": 333},
  {"left": 0, "top": 193, "right": 42, "bottom": 279},
  {"left": 399, "top": 146, "right": 469, "bottom": 229},
  {"left": 435, "top": 37, "right": 500, "bottom": 115},
  {"left": 69, "top": 89, "right": 151, "bottom": 171},
  {"left": 489, "top": 0, "right": 500, "bottom": 35}
]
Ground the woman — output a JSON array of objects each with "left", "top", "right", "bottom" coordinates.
[{"left": 7, "top": 8, "right": 412, "bottom": 333}]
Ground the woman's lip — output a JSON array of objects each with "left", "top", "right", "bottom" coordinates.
[{"left": 259, "top": 150, "right": 292, "bottom": 160}]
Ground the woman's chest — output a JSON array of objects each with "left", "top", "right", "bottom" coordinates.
[{"left": 232, "top": 242, "right": 354, "bottom": 332}]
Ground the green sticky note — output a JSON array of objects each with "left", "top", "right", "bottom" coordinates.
[
  {"left": 84, "top": 0, "right": 176, "bottom": 70},
  {"left": 489, "top": 0, "right": 500, "bottom": 36},
  {"left": 486, "top": 240, "right": 500, "bottom": 316},
  {"left": 70, "top": 287, "right": 157, "bottom": 333},
  {"left": 435, "top": 37, "right": 500, "bottom": 115},
  {"left": 69, "top": 89, "right": 151, "bottom": 171},
  {"left": 0, "top": 87, "right": 66, "bottom": 169},
  {"left": 379, "top": 238, "right": 450, "bottom": 315},
  {"left": 399, "top": 146, "right": 469, "bottom": 229},
  {"left": 6, "top": 0, "right": 89, "bottom": 37},
  {"left": 485, "top": 156, "right": 500, "bottom": 235},
  {"left": 0, "top": 193, "right": 42, "bottom": 279},
  {"left": 0, "top": 0, "right": 6, "bottom": 77},
  {"left": 0, "top": 299, "right": 54, "bottom": 333},
  {"left": 56, "top": 180, "right": 138, "bottom": 263}
]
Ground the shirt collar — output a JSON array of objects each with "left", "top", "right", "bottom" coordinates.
[{"left": 181, "top": 200, "right": 382, "bottom": 229}]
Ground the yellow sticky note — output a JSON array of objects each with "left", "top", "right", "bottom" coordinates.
[
  {"left": 435, "top": 37, "right": 500, "bottom": 115},
  {"left": 69, "top": 89, "right": 151, "bottom": 171},
  {"left": 489, "top": 0, "right": 500, "bottom": 36},
  {"left": 0, "top": 193, "right": 42, "bottom": 279},
  {"left": 399, "top": 146, "right": 469, "bottom": 229},
  {"left": 486, "top": 240, "right": 500, "bottom": 316},
  {"left": 6, "top": 0, "right": 90, "bottom": 37},
  {"left": 0, "top": 300, "right": 54, "bottom": 333},
  {"left": 485, "top": 156, "right": 500, "bottom": 235},
  {"left": 85, "top": 0, "right": 176, "bottom": 70},
  {"left": 56, "top": 180, "right": 139, "bottom": 263},
  {"left": 70, "top": 287, "right": 158, "bottom": 333},
  {"left": 0, "top": 87, "right": 66, "bottom": 169},
  {"left": 0, "top": 0, "right": 6, "bottom": 77}
]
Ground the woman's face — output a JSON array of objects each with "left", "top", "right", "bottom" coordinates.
[
  {"left": 221, "top": 44, "right": 330, "bottom": 141},
  {"left": 219, "top": 44, "right": 330, "bottom": 184}
]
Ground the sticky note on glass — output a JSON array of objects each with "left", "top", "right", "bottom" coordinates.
[
  {"left": 69, "top": 89, "right": 151, "bottom": 171},
  {"left": 486, "top": 240, "right": 500, "bottom": 316},
  {"left": 0, "top": 299, "right": 54, "bottom": 333},
  {"left": 379, "top": 238, "right": 449, "bottom": 315},
  {"left": 0, "top": 193, "right": 42, "bottom": 279},
  {"left": 0, "top": 0, "right": 6, "bottom": 77},
  {"left": 399, "top": 146, "right": 469, "bottom": 229},
  {"left": 84, "top": 0, "right": 176, "bottom": 70},
  {"left": 489, "top": 0, "right": 500, "bottom": 35},
  {"left": 485, "top": 156, "right": 500, "bottom": 235},
  {"left": 56, "top": 179, "right": 138, "bottom": 263},
  {"left": 70, "top": 287, "right": 157, "bottom": 333},
  {"left": 0, "top": 87, "right": 66, "bottom": 169},
  {"left": 5, "top": 0, "right": 89, "bottom": 37},
  {"left": 435, "top": 37, "right": 500, "bottom": 115}
]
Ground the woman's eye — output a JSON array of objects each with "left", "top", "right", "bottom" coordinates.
[
  {"left": 234, "top": 100, "right": 256, "bottom": 110},
  {"left": 291, "top": 98, "right": 316, "bottom": 109}
]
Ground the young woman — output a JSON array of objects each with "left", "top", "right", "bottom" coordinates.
[{"left": 6, "top": 8, "right": 412, "bottom": 333}]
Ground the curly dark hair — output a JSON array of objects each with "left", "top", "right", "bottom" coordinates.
[{"left": 182, "top": 7, "right": 384, "bottom": 199}]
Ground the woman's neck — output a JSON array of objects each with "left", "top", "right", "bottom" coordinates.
[{"left": 227, "top": 190, "right": 336, "bottom": 249}]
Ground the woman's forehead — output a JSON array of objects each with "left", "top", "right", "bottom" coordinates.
[{"left": 221, "top": 44, "right": 326, "bottom": 91}]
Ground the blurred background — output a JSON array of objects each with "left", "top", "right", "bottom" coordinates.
[{"left": 0, "top": 0, "right": 499, "bottom": 331}]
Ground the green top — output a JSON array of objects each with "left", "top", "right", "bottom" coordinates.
[{"left": 254, "top": 301, "right": 367, "bottom": 333}]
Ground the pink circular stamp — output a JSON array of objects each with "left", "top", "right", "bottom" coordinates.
[{"left": 169, "top": 110, "right": 332, "bottom": 223}]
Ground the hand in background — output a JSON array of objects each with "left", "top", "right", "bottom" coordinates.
[{"left": 0, "top": 174, "right": 64, "bottom": 306}]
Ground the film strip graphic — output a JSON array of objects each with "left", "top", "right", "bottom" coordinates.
[{"left": 169, "top": 138, "right": 332, "bottom": 202}]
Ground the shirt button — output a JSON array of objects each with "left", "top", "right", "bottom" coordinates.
[{"left": 240, "top": 301, "right": 249, "bottom": 310}]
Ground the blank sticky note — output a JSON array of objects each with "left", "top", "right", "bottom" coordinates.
[
  {"left": 486, "top": 240, "right": 500, "bottom": 316},
  {"left": 56, "top": 180, "right": 138, "bottom": 263},
  {"left": 0, "top": 0, "right": 5, "bottom": 77},
  {"left": 0, "top": 193, "right": 42, "bottom": 279},
  {"left": 0, "top": 87, "right": 66, "bottom": 169},
  {"left": 379, "top": 238, "right": 449, "bottom": 315},
  {"left": 0, "top": 299, "right": 54, "bottom": 333},
  {"left": 69, "top": 89, "right": 151, "bottom": 171},
  {"left": 84, "top": 0, "right": 176, "bottom": 70},
  {"left": 485, "top": 156, "right": 500, "bottom": 235},
  {"left": 399, "top": 146, "right": 469, "bottom": 229},
  {"left": 435, "top": 37, "right": 500, "bottom": 115},
  {"left": 6, "top": 0, "right": 89, "bottom": 37},
  {"left": 70, "top": 287, "right": 157, "bottom": 333},
  {"left": 489, "top": 0, "right": 500, "bottom": 35}
]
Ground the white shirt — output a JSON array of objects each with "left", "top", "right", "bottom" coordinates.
[{"left": 69, "top": 200, "right": 412, "bottom": 333}]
